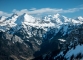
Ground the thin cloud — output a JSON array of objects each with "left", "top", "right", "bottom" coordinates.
[
  {"left": 63, "top": 7, "right": 83, "bottom": 13},
  {"left": 29, "top": 8, "right": 36, "bottom": 11},
  {"left": 0, "top": 11, "right": 12, "bottom": 17},
  {"left": 0, "top": 6, "right": 83, "bottom": 17},
  {"left": 28, "top": 8, "right": 63, "bottom": 14},
  {"left": 12, "top": 7, "right": 83, "bottom": 15},
  {"left": 12, "top": 9, "right": 29, "bottom": 15}
]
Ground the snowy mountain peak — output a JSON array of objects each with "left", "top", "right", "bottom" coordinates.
[
  {"left": 22, "top": 13, "right": 27, "bottom": 16},
  {"left": 12, "top": 13, "right": 18, "bottom": 16},
  {"left": 5, "top": 13, "right": 18, "bottom": 21},
  {"left": 53, "top": 13, "right": 60, "bottom": 18},
  {"left": 77, "top": 16, "right": 83, "bottom": 21},
  {"left": 0, "top": 16, "right": 7, "bottom": 21},
  {"left": 11, "top": 13, "right": 18, "bottom": 17},
  {"left": 15, "top": 13, "right": 36, "bottom": 25},
  {"left": 20, "top": 13, "right": 35, "bottom": 22}
]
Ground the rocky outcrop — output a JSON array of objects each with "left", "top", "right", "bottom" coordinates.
[{"left": 33, "top": 24, "right": 83, "bottom": 60}]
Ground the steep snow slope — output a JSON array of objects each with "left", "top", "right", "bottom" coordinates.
[{"left": 65, "top": 44, "right": 83, "bottom": 60}]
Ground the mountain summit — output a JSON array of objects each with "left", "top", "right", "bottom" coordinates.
[{"left": 15, "top": 13, "right": 36, "bottom": 25}]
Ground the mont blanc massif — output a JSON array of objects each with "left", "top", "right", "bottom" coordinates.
[{"left": 0, "top": 13, "right": 83, "bottom": 60}]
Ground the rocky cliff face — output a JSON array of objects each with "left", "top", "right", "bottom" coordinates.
[
  {"left": 0, "top": 32, "right": 34, "bottom": 60},
  {"left": 33, "top": 24, "right": 83, "bottom": 60}
]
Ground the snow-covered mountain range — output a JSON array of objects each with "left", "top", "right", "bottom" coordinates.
[
  {"left": 0, "top": 13, "right": 83, "bottom": 60},
  {"left": 0, "top": 13, "right": 83, "bottom": 37},
  {"left": 0, "top": 13, "right": 83, "bottom": 30}
]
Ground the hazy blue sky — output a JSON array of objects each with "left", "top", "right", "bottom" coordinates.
[{"left": 0, "top": 0, "right": 83, "bottom": 18}]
